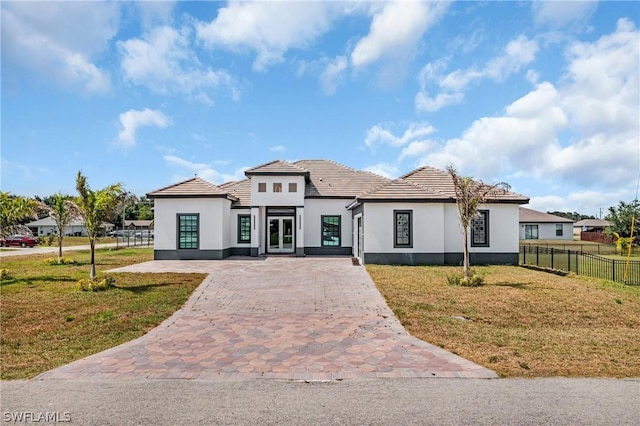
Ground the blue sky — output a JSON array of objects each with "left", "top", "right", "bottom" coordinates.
[{"left": 2, "top": 1, "right": 639, "bottom": 217}]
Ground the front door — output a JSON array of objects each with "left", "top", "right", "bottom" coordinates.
[{"left": 268, "top": 217, "right": 295, "bottom": 253}]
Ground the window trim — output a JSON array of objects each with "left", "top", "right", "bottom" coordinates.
[
  {"left": 238, "top": 214, "right": 251, "bottom": 244},
  {"left": 321, "top": 215, "right": 341, "bottom": 247},
  {"left": 394, "top": 210, "right": 413, "bottom": 248},
  {"left": 177, "top": 213, "right": 199, "bottom": 250},
  {"left": 525, "top": 224, "right": 539, "bottom": 240},
  {"left": 471, "top": 210, "right": 490, "bottom": 247}
]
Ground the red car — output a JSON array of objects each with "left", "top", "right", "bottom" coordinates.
[{"left": 0, "top": 235, "right": 40, "bottom": 248}]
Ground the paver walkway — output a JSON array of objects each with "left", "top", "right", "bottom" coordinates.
[{"left": 36, "top": 257, "right": 496, "bottom": 381}]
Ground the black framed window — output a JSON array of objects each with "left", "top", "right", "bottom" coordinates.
[
  {"left": 471, "top": 210, "right": 489, "bottom": 247},
  {"left": 321, "top": 215, "right": 341, "bottom": 247},
  {"left": 238, "top": 215, "right": 251, "bottom": 243},
  {"left": 394, "top": 210, "right": 412, "bottom": 248},
  {"left": 178, "top": 214, "right": 198, "bottom": 249},
  {"left": 556, "top": 224, "right": 563, "bottom": 236}
]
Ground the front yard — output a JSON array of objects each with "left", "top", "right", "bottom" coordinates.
[
  {"left": 368, "top": 265, "right": 640, "bottom": 378},
  {"left": 0, "top": 248, "right": 206, "bottom": 380}
]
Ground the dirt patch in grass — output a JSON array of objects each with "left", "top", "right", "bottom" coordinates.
[
  {"left": 367, "top": 265, "right": 640, "bottom": 378},
  {"left": 0, "top": 248, "right": 206, "bottom": 379}
]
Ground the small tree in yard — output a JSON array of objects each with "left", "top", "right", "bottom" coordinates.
[
  {"left": 447, "top": 165, "right": 510, "bottom": 282},
  {"left": 605, "top": 199, "right": 639, "bottom": 240},
  {"left": 48, "top": 193, "right": 81, "bottom": 262},
  {"left": 75, "top": 171, "right": 124, "bottom": 279}
]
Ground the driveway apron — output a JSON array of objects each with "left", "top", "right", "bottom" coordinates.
[{"left": 36, "top": 257, "right": 496, "bottom": 381}]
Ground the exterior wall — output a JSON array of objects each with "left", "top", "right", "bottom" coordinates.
[
  {"left": 303, "top": 198, "right": 353, "bottom": 255},
  {"left": 153, "top": 198, "right": 231, "bottom": 259},
  {"left": 250, "top": 176, "right": 305, "bottom": 207},
  {"left": 519, "top": 222, "right": 573, "bottom": 240},
  {"left": 363, "top": 202, "right": 520, "bottom": 265}
]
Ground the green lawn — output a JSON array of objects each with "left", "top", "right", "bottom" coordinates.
[
  {"left": 0, "top": 248, "right": 206, "bottom": 380},
  {"left": 368, "top": 264, "right": 640, "bottom": 378}
]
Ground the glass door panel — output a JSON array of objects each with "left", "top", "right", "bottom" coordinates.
[
  {"left": 282, "top": 219, "right": 293, "bottom": 249},
  {"left": 269, "top": 219, "right": 280, "bottom": 251},
  {"left": 267, "top": 216, "right": 295, "bottom": 253}
]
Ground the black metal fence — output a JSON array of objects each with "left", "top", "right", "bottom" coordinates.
[
  {"left": 520, "top": 245, "right": 640, "bottom": 286},
  {"left": 109, "top": 228, "right": 153, "bottom": 248}
]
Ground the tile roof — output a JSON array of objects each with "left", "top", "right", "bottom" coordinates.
[
  {"left": 358, "top": 179, "right": 450, "bottom": 201},
  {"left": 574, "top": 219, "right": 611, "bottom": 227},
  {"left": 519, "top": 207, "right": 574, "bottom": 223},
  {"left": 402, "top": 166, "right": 529, "bottom": 203},
  {"left": 147, "top": 177, "right": 236, "bottom": 199},
  {"left": 293, "top": 160, "right": 389, "bottom": 198},
  {"left": 244, "top": 160, "right": 310, "bottom": 177},
  {"left": 219, "top": 179, "right": 251, "bottom": 207}
]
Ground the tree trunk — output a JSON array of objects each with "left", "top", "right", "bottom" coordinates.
[
  {"left": 57, "top": 235, "right": 63, "bottom": 261},
  {"left": 463, "top": 226, "right": 470, "bottom": 279},
  {"left": 89, "top": 239, "right": 96, "bottom": 279}
]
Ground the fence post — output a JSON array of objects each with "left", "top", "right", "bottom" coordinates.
[
  {"left": 536, "top": 245, "right": 539, "bottom": 266},
  {"left": 568, "top": 250, "right": 571, "bottom": 272},
  {"left": 551, "top": 247, "right": 554, "bottom": 269},
  {"left": 612, "top": 260, "right": 616, "bottom": 283},
  {"left": 575, "top": 251, "right": 578, "bottom": 275}
]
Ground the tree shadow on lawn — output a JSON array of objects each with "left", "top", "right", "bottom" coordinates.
[
  {"left": 492, "top": 282, "right": 533, "bottom": 289},
  {"left": 114, "top": 282, "right": 180, "bottom": 294},
  {"left": 1, "top": 276, "right": 77, "bottom": 287}
]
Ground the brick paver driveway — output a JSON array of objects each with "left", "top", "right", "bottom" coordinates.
[{"left": 37, "top": 257, "right": 496, "bottom": 381}]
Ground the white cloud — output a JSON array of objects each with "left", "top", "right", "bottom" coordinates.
[
  {"left": 532, "top": 1, "right": 598, "bottom": 28},
  {"left": 416, "top": 35, "right": 539, "bottom": 112},
  {"left": 163, "top": 155, "right": 248, "bottom": 184},
  {"left": 134, "top": 1, "right": 176, "bottom": 29},
  {"left": 351, "top": 1, "right": 448, "bottom": 68},
  {"left": 399, "top": 140, "right": 434, "bottom": 161},
  {"left": 119, "top": 25, "right": 237, "bottom": 103},
  {"left": 196, "top": 2, "right": 345, "bottom": 71},
  {"left": 1, "top": 1, "right": 118, "bottom": 94},
  {"left": 363, "top": 163, "right": 399, "bottom": 179},
  {"left": 365, "top": 122, "right": 435, "bottom": 150},
  {"left": 320, "top": 56, "right": 348, "bottom": 95},
  {"left": 413, "top": 20, "right": 639, "bottom": 208},
  {"left": 116, "top": 109, "right": 171, "bottom": 148},
  {"left": 270, "top": 145, "right": 287, "bottom": 153}
]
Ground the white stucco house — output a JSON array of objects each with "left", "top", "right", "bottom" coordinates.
[
  {"left": 147, "top": 160, "right": 529, "bottom": 265},
  {"left": 518, "top": 208, "right": 574, "bottom": 241},
  {"left": 25, "top": 217, "right": 115, "bottom": 237}
]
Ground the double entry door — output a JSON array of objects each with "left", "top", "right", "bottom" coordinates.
[{"left": 268, "top": 216, "right": 294, "bottom": 253}]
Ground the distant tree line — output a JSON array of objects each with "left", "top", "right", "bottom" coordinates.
[{"left": 546, "top": 211, "right": 596, "bottom": 221}]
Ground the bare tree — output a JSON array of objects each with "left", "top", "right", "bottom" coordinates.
[{"left": 447, "top": 165, "right": 510, "bottom": 280}]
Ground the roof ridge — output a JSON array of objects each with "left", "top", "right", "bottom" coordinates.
[
  {"left": 147, "top": 176, "right": 201, "bottom": 194},
  {"left": 246, "top": 159, "right": 309, "bottom": 173}
]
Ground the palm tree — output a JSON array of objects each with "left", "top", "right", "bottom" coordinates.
[
  {"left": 75, "top": 172, "right": 124, "bottom": 279},
  {"left": 447, "top": 165, "right": 510, "bottom": 280},
  {"left": 48, "top": 193, "right": 81, "bottom": 262},
  {"left": 0, "top": 191, "right": 41, "bottom": 237}
]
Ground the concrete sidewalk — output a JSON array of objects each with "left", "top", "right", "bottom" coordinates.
[
  {"left": 36, "top": 257, "right": 496, "bottom": 381},
  {"left": 0, "top": 242, "right": 123, "bottom": 258}
]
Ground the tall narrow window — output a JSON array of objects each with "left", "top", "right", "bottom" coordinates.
[
  {"left": 525, "top": 224, "right": 539, "bottom": 240},
  {"left": 321, "top": 215, "right": 341, "bottom": 247},
  {"left": 471, "top": 210, "right": 489, "bottom": 247},
  {"left": 394, "top": 210, "right": 412, "bottom": 248},
  {"left": 556, "top": 224, "right": 563, "bottom": 236},
  {"left": 178, "top": 214, "right": 198, "bottom": 249},
  {"left": 238, "top": 215, "right": 251, "bottom": 243}
]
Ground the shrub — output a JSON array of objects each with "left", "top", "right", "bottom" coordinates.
[
  {"left": 44, "top": 257, "right": 77, "bottom": 265},
  {"left": 447, "top": 271, "right": 485, "bottom": 287},
  {"left": 77, "top": 275, "right": 116, "bottom": 292},
  {"left": 1, "top": 268, "right": 13, "bottom": 282},
  {"left": 46, "top": 233, "right": 56, "bottom": 247}
]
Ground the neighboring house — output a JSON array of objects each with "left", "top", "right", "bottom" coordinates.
[
  {"left": 518, "top": 208, "right": 574, "bottom": 240},
  {"left": 574, "top": 219, "right": 612, "bottom": 242},
  {"left": 25, "top": 217, "right": 115, "bottom": 237},
  {"left": 147, "top": 160, "right": 529, "bottom": 265},
  {"left": 123, "top": 220, "right": 153, "bottom": 229}
]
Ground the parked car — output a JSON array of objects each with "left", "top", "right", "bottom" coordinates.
[{"left": 1, "top": 235, "right": 40, "bottom": 248}]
